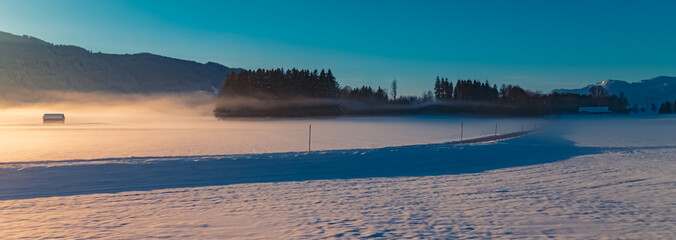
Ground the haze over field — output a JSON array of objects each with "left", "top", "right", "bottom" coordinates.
[{"left": 0, "top": 92, "right": 546, "bottom": 162}]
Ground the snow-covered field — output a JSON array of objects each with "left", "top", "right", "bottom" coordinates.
[
  {"left": 0, "top": 115, "right": 675, "bottom": 239},
  {"left": 0, "top": 111, "right": 544, "bottom": 162}
]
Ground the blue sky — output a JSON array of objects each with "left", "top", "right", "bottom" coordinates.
[{"left": 1, "top": 0, "right": 675, "bottom": 95}]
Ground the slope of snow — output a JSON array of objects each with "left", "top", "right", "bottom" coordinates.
[
  {"left": 0, "top": 116, "right": 674, "bottom": 239},
  {"left": 0, "top": 131, "right": 583, "bottom": 200}
]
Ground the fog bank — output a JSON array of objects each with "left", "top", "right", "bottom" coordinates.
[{"left": 0, "top": 90, "right": 216, "bottom": 125}]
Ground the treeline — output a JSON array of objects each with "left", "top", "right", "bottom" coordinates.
[
  {"left": 215, "top": 69, "right": 632, "bottom": 117},
  {"left": 432, "top": 76, "right": 629, "bottom": 114},
  {"left": 338, "top": 85, "right": 433, "bottom": 104},
  {"left": 434, "top": 77, "right": 499, "bottom": 101},
  {"left": 434, "top": 77, "right": 453, "bottom": 100},
  {"left": 340, "top": 86, "right": 389, "bottom": 103},
  {"left": 498, "top": 85, "right": 629, "bottom": 114},
  {"left": 658, "top": 100, "right": 676, "bottom": 114},
  {"left": 219, "top": 68, "right": 433, "bottom": 105},
  {"left": 220, "top": 68, "right": 339, "bottom": 99}
]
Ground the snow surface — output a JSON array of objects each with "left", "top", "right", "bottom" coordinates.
[
  {"left": 0, "top": 116, "right": 675, "bottom": 239},
  {"left": 0, "top": 113, "right": 545, "bottom": 162}
]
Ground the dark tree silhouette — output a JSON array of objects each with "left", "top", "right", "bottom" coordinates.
[
  {"left": 454, "top": 80, "right": 498, "bottom": 101},
  {"left": 658, "top": 101, "right": 674, "bottom": 114},
  {"left": 391, "top": 79, "right": 398, "bottom": 100},
  {"left": 342, "top": 85, "right": 389, "bottom": 103},
  {"left": 214, "top": 69, "right": 635, "bottom": 117},
  {"left": 219, "top": 68, "right": 340, "bottom": 99},
  {"left": 433, "top": 76, "right": 453, "bottom": 101},
  {"left": 434, "top": 77, "right": 442, "bottom": 100}
]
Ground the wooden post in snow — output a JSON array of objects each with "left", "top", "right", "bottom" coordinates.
[
  {"left": 460, "top": 121, "right": 464, "bottom": 141},
  {"left": 308, "top": 124, "right": 312, "bottom": 152},
  {"left": 495, "top": 124, "right": 498, "bottom": 136}
]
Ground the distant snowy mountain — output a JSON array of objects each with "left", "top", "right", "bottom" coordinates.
[
  {"left": 552, "top": 76, "right": 676, "bottom": 105},
  {"left": 0, "top": 31, "right": 242, "bottom": 95}
]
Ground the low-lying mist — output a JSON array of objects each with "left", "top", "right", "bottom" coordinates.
[
  {"left": 0, "top": 90, "right": 548, "bottom": 163},
  {"left": 213, "top": 95, "right": 547, "bottom": 118},
  {"left": 214, "top": 96, "right": 440, "bottom": 117},
  {"left": 0, "top": 90, "right": 217, "bottom": 126}
]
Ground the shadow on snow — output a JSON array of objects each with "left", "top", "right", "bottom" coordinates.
[{"left": 0, "top": 133, "right": 600, "bottom": 200}]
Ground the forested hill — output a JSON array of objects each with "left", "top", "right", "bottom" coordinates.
[{"left": 0, "top": 31, "right": 242, "bottom": 94}]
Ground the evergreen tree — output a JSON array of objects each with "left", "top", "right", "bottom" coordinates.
[
  {"left": 218, "top": 68, "right": 340, "bottom": 99},
  {"left": 434, "top": 76, "right": 441, "bottom": 99},
  {"left": 658, "top": 101, "right": 673, "bottom": 114},
  {"left": 445, "top": 78, "right": 453, "bottom": 100},
  {"left": 440, "top": 78, "right": 446, "bottom": 99},
  {"left": 667, "top": 102, "right": 673, "bottom": 114},
  {"left": 391, "top": 79, "right": 398, "bottom": 100}
]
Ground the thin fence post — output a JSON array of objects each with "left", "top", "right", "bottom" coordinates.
[
  {"left": 308, "top": 124, "right": 312, "bottom": 152},
  {"left": 460, "top": 121, "right": 463, "bottom": 141},
  {"left": 495, "top": 124, "right": 498, "bottom": 136}
]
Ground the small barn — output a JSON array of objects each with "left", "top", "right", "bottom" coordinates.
[
  {"left": 43, "top": 113, "right": 65, "bottom": 124},
  {"left": 578, "top": 106, "right": 612, "bottom": 114}
]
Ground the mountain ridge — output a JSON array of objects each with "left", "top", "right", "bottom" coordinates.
[
  {"left": 0, "top": 31, "right": 243, "bottom": 95},
  {"left": 552, "top": 76, "right": 676, "bottom": 105}
]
